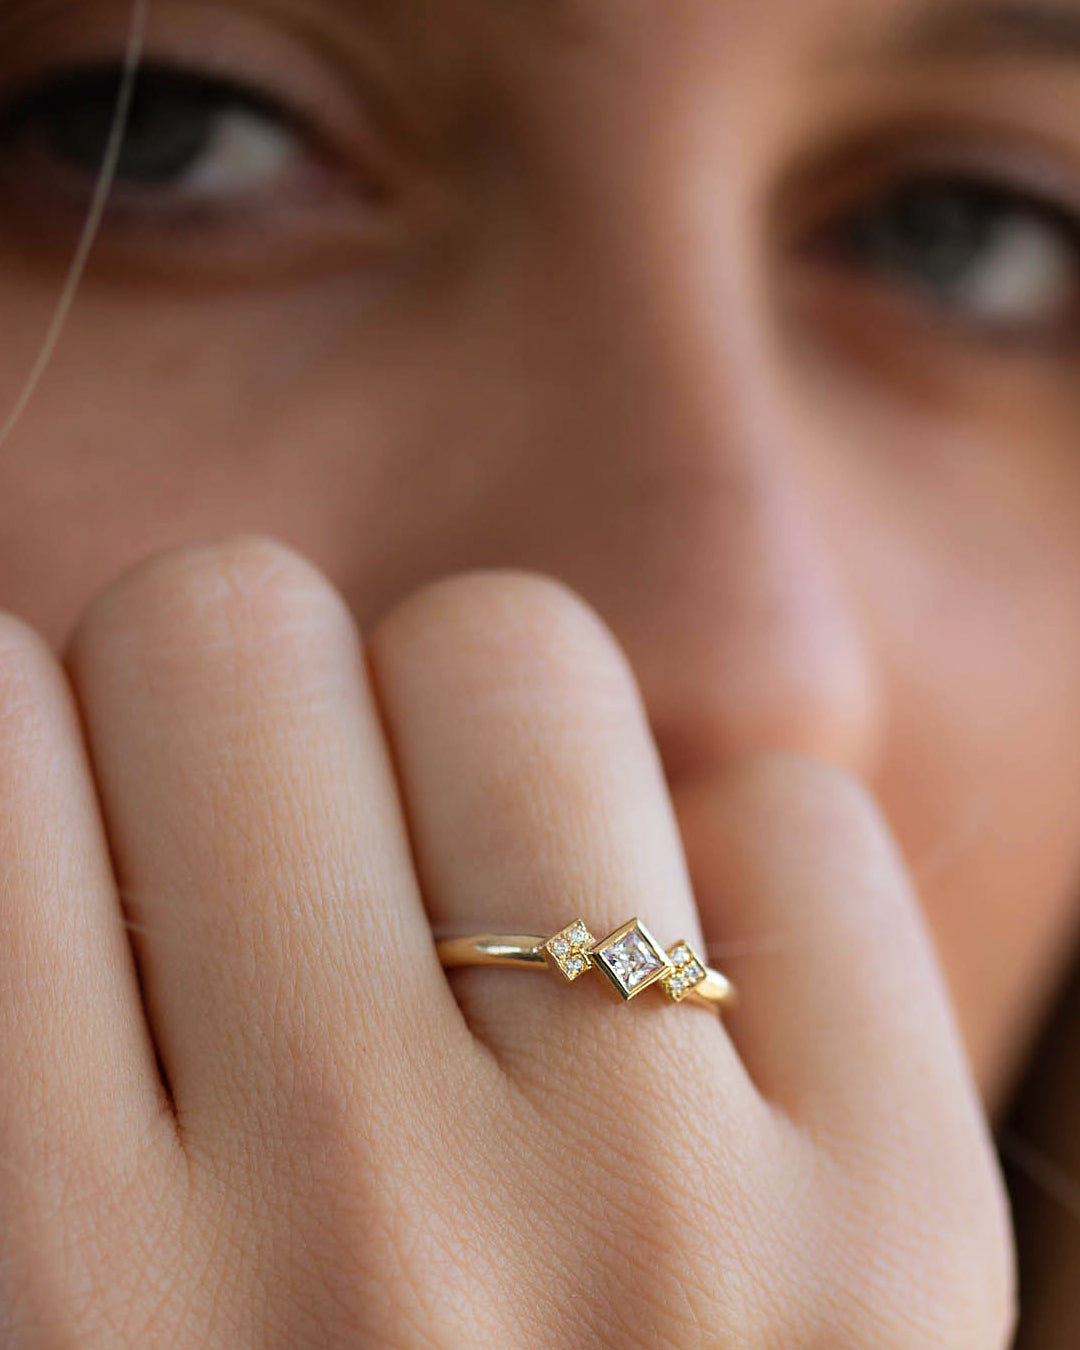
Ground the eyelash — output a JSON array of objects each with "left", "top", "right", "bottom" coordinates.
[
  {"left": 0, "top": 54, "right": 1078, "bottom": 346},
  {"left": 810, "top": 170, "right": 1080, "bottom": 341},
  {"left": 0, "top": 61, "right": 324, "bottom": 210}
]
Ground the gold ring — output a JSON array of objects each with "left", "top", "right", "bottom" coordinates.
[{"left": 437, "top": 916, "right": 735, "bottom": 1013}]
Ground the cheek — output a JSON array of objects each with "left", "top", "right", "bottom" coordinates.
[
  {"left": 856, "top": 448, "right": 1080, "bottom": 1104},
  {"left": 0, "top": 284, "right": 400, "bottom": 642},
  {"left": 0, "top": 262, "right": 592, "bottom": 645}
]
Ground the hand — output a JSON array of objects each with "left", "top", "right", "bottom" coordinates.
[{"left": 0, "top": 538, "right": 1014, "bottom": 1348}]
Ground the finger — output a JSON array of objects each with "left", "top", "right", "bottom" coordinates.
[
  {"left": 674, "top": 756, "right": 988, "bottom": 1137},
  {"left": 0, "top": 616, "right": 173, "bottom": 1230},
  {"left": 66, "top": 537, "right": 462, "bottom": 1139},
  {"left": 369, "top": 571, "right": 749, "bottom": 1089}
]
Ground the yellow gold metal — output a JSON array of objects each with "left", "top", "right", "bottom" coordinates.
[
  {"left": 542, "top": 918, "right": 597, "bottom": 982},
  {"left": 591, "top": 917, "right": 670, "bottom": 1001},
  {"left": 663, "top": 940, "right": 709, "bottom": 1002},
  {"left": 436, "top": 918, "right": 735, "bottom": 1015},
  {"left": 437, "top": 935, "right": 549, "bottom": 968}
]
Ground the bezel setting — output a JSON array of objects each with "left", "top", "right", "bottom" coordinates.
[{"left": 591, "top": 918, "right": 672, "bottom": 1000}]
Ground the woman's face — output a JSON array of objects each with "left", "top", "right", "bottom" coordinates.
[{"left": 2, "top": 0, "right": 1080, "bottom": 1105}]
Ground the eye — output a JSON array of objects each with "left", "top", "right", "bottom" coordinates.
[
  {"left": 0, "top": 49, "right": 402, "bottom": 280},
  {"left": 0, "top": 62, "right": 309, "bottom": 211},
  {"left": 820, "top": 174, "right": 1080, "bottom": 339}
]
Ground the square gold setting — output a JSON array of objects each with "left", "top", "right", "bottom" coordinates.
[
  {"left": 543, "top": 918, "right": 597, "bottom": 982},
  {"left": 591, "top": 918, "right": 672, "bottom": 1001},
  {"left": 663, "top": 941, "right": 708, "bottom": 1002}
]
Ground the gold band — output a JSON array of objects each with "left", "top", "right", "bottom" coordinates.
[{"left": 437, "top": 917, "right": 735, "bottom": 1014}]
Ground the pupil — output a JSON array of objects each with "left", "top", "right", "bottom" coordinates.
[
  {"left": 851, "top": 179, "right": 997, "bottom": 287},
  {"left": 37, "top": 68, "right": 224, "bottom": 185}
]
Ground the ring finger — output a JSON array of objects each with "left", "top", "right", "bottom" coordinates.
[{"left": 368, "top": 570, "right": 749, "bottom": 1093}]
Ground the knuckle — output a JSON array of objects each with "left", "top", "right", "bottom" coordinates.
[
  {"left": 0, "top": 1131, "right": 185, "bottom": 1350},
  {"left": 0, "top": 612, "right": 63, "bottom": 733},
  {"left": 829, "top": 1165, "right": 1016, "bottom": 1350},
  {"left": 909, "top": 1139, "right": 1016, "bottom": 1349},
  {"left": 918, "top": 1190, "right": 1017, "bottom": 1350},
  {"left": 374, "top": 568, "right": 637, "bottom": 706},
  {"left": 0, "top": 618, "right": 81, "bottom": 977},
  {"left": 68, "top": 535, "right": 354, "bottom": 687}
]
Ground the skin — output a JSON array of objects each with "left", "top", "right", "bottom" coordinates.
[{"left": 0, "top": 0, "right": 1078, "bottom": 1339}]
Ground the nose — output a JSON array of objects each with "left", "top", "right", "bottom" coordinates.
[
  {"left": 603, "top": 418, "right": 882, "bottom": 784},
  {"left": 524, "top": 137, "right": 882, "bottom": 785}
]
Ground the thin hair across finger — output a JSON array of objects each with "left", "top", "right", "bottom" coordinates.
[
  {"left": 998, "top": 1127, "right": 1080, "bottom": 1232},
  {"left": 0, "top": 0, "right": 149, "bottom": 453}
]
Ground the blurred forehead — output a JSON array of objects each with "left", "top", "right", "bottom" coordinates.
[
  {"left": 10, "top": 0, "right": 1080, "bottom": 52},
  {"left": 341, "top": 0, "right": 1080, "bottom": 76},
  {"left": 522, "top": 0, "right": 1080, "bottom": 59}
]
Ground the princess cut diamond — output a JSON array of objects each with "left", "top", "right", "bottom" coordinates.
[{"left": 592, "top": 919, "right": 671, "bottom": 1000}]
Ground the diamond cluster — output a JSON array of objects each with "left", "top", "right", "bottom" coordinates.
[
  {"left": 663, "top": 941, "right": 708, "bottom": 1002},
  {"left": 544, "top": 917, "right": 712, "bottom": 1006},
  {"left": 543, "top": 919, "right": 596, "bottom": 981}
]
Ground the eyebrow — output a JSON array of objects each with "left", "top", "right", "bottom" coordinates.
[{"left": 894, "top": 1, "right": 1080, "bottom": 60}]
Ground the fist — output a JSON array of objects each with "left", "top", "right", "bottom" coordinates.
[{"left": 0, "top": 538, "right": 1013, "bottom": 1347}]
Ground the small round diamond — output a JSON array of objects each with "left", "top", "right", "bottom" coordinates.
[
  {"left": 551, "top": 939, "right": 569, "bottom": 958},
  {"left": 567, "top": 955, "right": 584, "bottom": 975}
]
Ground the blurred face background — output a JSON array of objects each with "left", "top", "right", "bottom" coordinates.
[{"left": 2, "top": 0, "right": 1080, "bottom": 1118}]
